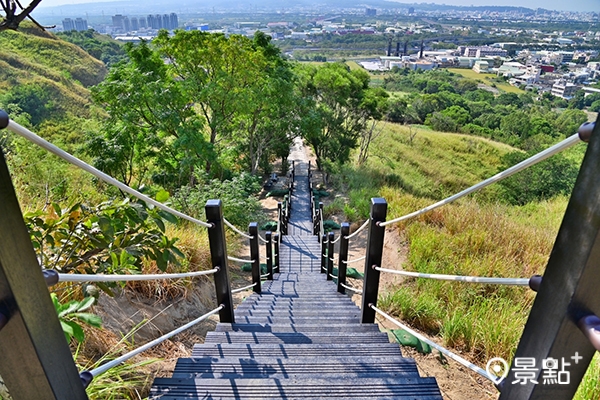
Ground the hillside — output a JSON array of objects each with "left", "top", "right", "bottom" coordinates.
[{"left": 0, "top": 23, "right": 106, "bottom": 126}]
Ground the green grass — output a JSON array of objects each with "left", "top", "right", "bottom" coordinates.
[
  {"left": 333, "top": 122, "right": 598, "bottom": 390},
  {"left": 448, "top": 68, "right": 525, "bottom": 94}
]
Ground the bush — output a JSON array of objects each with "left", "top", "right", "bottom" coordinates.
[{"left": 173, "top": 173, "right": 262, "bottom": 227}]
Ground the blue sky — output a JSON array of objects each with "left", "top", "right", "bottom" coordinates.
[{"left": 36, "top": 0, "right": 599, "bottom": 12}]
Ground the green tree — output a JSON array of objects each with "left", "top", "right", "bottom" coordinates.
[
  {"left": 298, "top": 62, "right": 384, "bottom": 170},
  {"left": 554, "top": 109, "right": 588, "bottom": 137},
  {"left": 90, "top": 40, "right": 209, "bottom": 189}
]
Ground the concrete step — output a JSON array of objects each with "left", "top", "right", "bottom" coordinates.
[
  {"left": 151, "top": 377, "right": 443, "bottom": 399},
  {"left": 233, "top": 310, "right": 360, "bottom": 317},
  {"left": 192, "top": 343, "right": 403, "bottom": 358},
  {"left": 204, "top": 331, "right": 389, "bottom": 345}
]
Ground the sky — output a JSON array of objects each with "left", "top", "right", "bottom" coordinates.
[{"left": 36, "top": 0, "right": 599, "bottom": 12}]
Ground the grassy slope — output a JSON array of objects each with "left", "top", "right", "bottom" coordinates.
[
  {"left": 0, "top": 23, "right": 108, "bottom": 207},
  {"left": 448, "top": 67, "right": 525, "bottom": 94},
  {"left": 332, "top": 123, "right": 598, "bottom": 398}
]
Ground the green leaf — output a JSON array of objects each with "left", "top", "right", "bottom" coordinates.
[
  {"left": 52, "top": 203, "right": 62, "bottom": 217},
  {"left": 62, "top": 320, "right": 85, "bottom": 342},
  {"left": 58, "top": 301, "right": 82, "bottom": 318},
  {"left": 153, "top": 217, "right": 165, "bottom": 233},
  {"left": 155, "top": 189, "right": 170, "bottom": 202},
  {"left": 60, "top": 320, "right": 74, "bottom": 342},
  {"left": 157, "top": 210, "right": 178, "bottom": 224},
  {"left": 76, "top": 296, "right": 96, "bottom": 312},
  {"left": 73, "top": 312, "right": 102, "bottom": 328}
]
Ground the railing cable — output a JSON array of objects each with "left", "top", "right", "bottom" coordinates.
[
  {"left": 380, "top": 133, "right": 582, "bottom": 227},
  {"left": 83, "top": 305, "right": 224, "bottom": 380},
  {"left": 258, "top": 235, "right": 268, "bottom": 243},
  {"left": 223, "top": 218, "right": 253, "bottom": 239},
  {"left": 227, "top": 256, "right": 255, "bottom": 264},
  {"left": 345, "top": 219, "right": 369, "bottom": 239},
  {"left": 370, "top": 304, "right": 497, "bottom": 384},
  {"left": 374, "top": 267, "right": 530, "bottom": 286},
  {"left": 5, "top": 120, "right": 213, "bottom": 228},
  {"left": 344, "top": 255, "right": 366, "bottom": 264},
  {"left": 341, "top": 283, "right": 362, "bottom": 294},
  {"left": 231, "top": 282, "right": 257, "bottom": 294},
  {"left": 55, "top": 268, "right": 219, "bottom": 283}
]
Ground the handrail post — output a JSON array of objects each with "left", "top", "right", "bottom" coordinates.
[
  {"left": 249, "top": 223, "right": 261, "bottom": 294},
  {"left": 273, "top": 233, "right": 280, "bottom": 273},
  {"left": 499, "top": 116, "right": 600, "bottom": 400},
  {"left": 321, "top": 233, "right": 327, "bottom": 274},
  {"left": 318, "top": 202, "right": 324, "bottom": 241},
  {"left": 265, "top": 231, "right": 273, "bottom": 280},
  {"left": 313, "top": 199, "right": 319, "bottom": 236},
  {"left": 360, "top": 198, "right": 387, "bottom": 323},
  {"left": 205, "top": 200, "right": 235, "bottom": 323},
  {"left": 338, "top": 223, "right": 350, "bottom": 293},
  {"left": 277, "top": 202, "right": 284, "bottom": 236},
  {"left": 0, "top": 132, "right": 88, "bottom": 400},
  {"left": 327, "top": 232, "right": 335, "bottom": 281}
]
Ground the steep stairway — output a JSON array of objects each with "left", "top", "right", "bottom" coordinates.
[{"left": 150, "top": 152, "right": 442, "bottom": 399}]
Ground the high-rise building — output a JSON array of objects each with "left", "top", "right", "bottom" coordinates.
[
  {"left": 123, "top": 16, "right": 130, "bottom": 32},
  {"left": 62, "top": 18, "right": 75, "bottom": 31},
  {"left": 170, "top": 13, "right": 178, "bottom": 30},
  {"left": 139, "top": 17, "right": 147, "bottom": 28},
  {"left": 131, "top": 17, "right": 139, "bottom": 31},
  {"left": 163, "top": 14, "right": 170, "bottom": 29},
  {"left": 112, "top": 14, "right": 125, "bottom": 31},
  {"left": 146, "top": 15, "right": 155, "bottom": 29},
  {"left": 74, "top": 18, "right": 87, "bottom": 31}
]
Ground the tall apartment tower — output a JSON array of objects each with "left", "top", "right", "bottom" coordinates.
[
  {"left": 138, "top": 17, "right": 147, "bottom": 28},
  {"left": 74, "top": 18, "right": 87, "bottom": 31},
  {"left": 170, "top": 13, "right": 178, "bottom": 29},
  {"left": 62, "top": 18, "right": 75, "bottom": 31},
  {"left": 131, "top": 17, "right": 139, "bottom": 31},
  {"left": 112, "top": 14, "right": 125, "bottom": 31},
  {"left": 123, "top": 16, "right": 130, "bottom": 32}
]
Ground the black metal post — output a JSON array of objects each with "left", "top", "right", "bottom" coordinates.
[
  {"left": 249, "top": 223, "right": 261, "bottom": 294},
  {"left": 266, "top": 231, "right": 273, "bottom": 280},
  {"left": 277, "top": 202, "right": 283, "bottom": 235},
  {"left": 0, "top": 125, "right": 88, "bottom": 399},
  {"left": 205, "top": 200, "right": 235, "bottom": 323},
  {"left": 274, "top": 233, "right": 280, "bottom": 273},
  {"left": 319, "top": 202, "right": 324, "bottom": 242},
  {"left": 327, "top": 232, "right": 335, "bottom": 281},
  {"left": 499, "top": 117, "right": 600, "bottom": 400},
  {"left": 338, "top": 223, "right": 350, "bottom": 294},
  {"left": 360, "top": 198, "right": 388, "bottom": 323},
  {"left": 321, "top": 233, "right": 327, "bottom": 274},
  {"left": 313, "top": 201, "right": 319, "bottom": 236}
]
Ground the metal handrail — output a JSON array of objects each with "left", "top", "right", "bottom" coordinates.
[
  {"left": 231, "top": 282, "right": 258, "bottom": 294},
  {"left": 370, "top": 304, "right": 496, "bottom": 384},
  {"left": 82, "top": 305, "right": 224, "bottom": 383},
  {"left": 380, "top": 133, "right": 584, "bottom": 227},
  {"left": 374, "top": 267, "right": 532, "bottom": 287},
  {"left": 4, "top": 119, "right": 213, "bottom": 228},
  {"left": 224, "top": 218, "right": 254, "bottom": 239},
  {"left": 53, "top": 268, "right": 219, "bottom": 283}
]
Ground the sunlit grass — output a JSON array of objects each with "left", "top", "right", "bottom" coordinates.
[{"left": 448, "top": 68, "right": 525, "bottom": 94}]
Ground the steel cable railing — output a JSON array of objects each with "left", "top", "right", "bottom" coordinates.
[
  {"left": 370, "top": 304, "right": 497, "bottom": 384},
  {"left": 49, "top": 268, "right": 220, "bottom": 283},
  {"left": 341, "top": 283, "right": 362, "bottom": 294},
  {"left": 231, "top": 282, "right": 257, "bottom": 294},
  {"left": 224, "top": 218, "right": 254, "bottom": 239},
  {"left": 81, "top": 305, "right": 224, "bottom": 385},
  {"left": 345, "top": 219, "right": 369, "bottom": 239},
  {"left": 373, "top": 267, "right": 533, "bottom": 287},
  {"left": 227, "top": 256, "right": 255, "bottom": 264},
  {"left": 344, "top": 255, "right": 366, "bottom": 264},
  {"left": 380, "top": 132, "right": 584, "bottom": 228},
  {"left": 4, "top": 119, "right": 213, "bottom": 229}
]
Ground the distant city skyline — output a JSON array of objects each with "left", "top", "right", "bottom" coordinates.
[{"left": 36, "top": 0, "right": 599, "bottom": 12}]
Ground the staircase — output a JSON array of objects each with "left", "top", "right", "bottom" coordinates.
[{"left": 150, "top": 156, "right": 442, "bottom": 399}]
